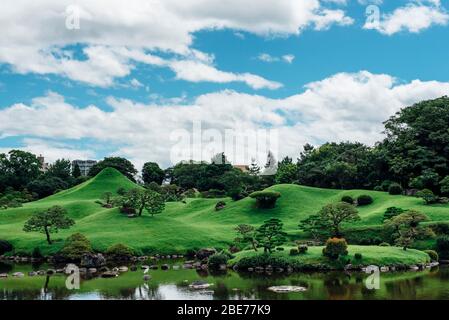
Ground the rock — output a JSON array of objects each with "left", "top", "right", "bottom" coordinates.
[
  {"left": 46, "top": 269, "right": 56, "bottom": 275},
  {"left": 201, "top": 264, "right": 208, "bottom": 270},
  {"left": 150, "top": 265, "right": 158, "bottom": 270},
  {"left": 56, "top": 269, "right": 65, "bottom": 274},
  {"left": 185, "top": 260, "right": 195, "bottom": 264},
  {"left": 196, "top": 248, "right": 217, "bottom": 260},
  {"left": 112, "top": 267, "right": 119, "bottom": 272},
  {"left": 192, "top": 262, "right": 201, "bottom": 268},
  {"left": 286, "top": 267, "right": 293, "bottom": 273},
  {"left": 99, "top": 266, "right": 109, "bottom": 272},
  {"left": 275, "top": 268, "right": 284, "bottom": 273},
  {"left": 88, "top": 268, "right": 97, "bottom": 273},
  {"left": 161, "top": 264, "right": 169, "bottom": 270},
  {"left": 118, "top": 266, "right": 128, "bottom": 272},
  {"left": 37, "top": 270, "right": 46, "bottom": 276},
  {"left": 141, "top": 265, "right": 150, "bottom": 270},
  {"left": 380, "top": 266, "right": 389, "bottom": 272},
  {"left": 172, "top": 265, "right": 180, "bottom": 270},
  {"left": 130, "top": 265, "right": 138, "bottom": 272},
  {"left": 344, "top": 264, "right": 353, "bottom": 271},
  {"left": 143, "top": 275, "right": 151, "bottom": 281},
  {"left": 28, "top": 271, "right": 37, "bottom": 277},
  {"left": 265, "top": 266, "right": 273, "bottom": 273},
  {"left": 80, "top": 253, "right": 106, "bottom": 268},
  {"left": 409, "top": 265, "right": 419, "bottom": 271},
  {"left": 172, "top": 255, "right": 178, "bottom": 259},
  {"left": 189, "top": 281, "right": 211, "bottom": 289},
  {"left": 178, "top": 255, "right": 184, "bottom": 259},
  {"left": 12, "top": 272, "right": 25, "bottom": 277},
  {"left": 166, "top": 255, "right": 171, "bottom": 259},
  {"left": 255, "top": 267, "right": 264, "bottom": 273},
  {"left": 219, "top": 264, "right": 227, "bottom": 271},
  {"left": 268, "top": 286, "right": 307, "bottom": 293},
  {"left": 183, "top": 264, "right": 193, "bottom": 269},
  {"left": 101, "top": 271, "right": 118, "bottom": 278},
  {"left": 130, "top": 257, "right": 138, "bottom": 262},
  {"left": 247, "top": 267, "right": 254, "bottom": 272},
  {"left": 138, "top": 256, "right": 148, "bottom": 261},
  {"left": 21, "top": 257, "right": 29, "bottom": 262},
  {"left": 79, "top": 268, "right": 87, "bottom": 274},
  {"left": 0, "top": 273, "right": 8, "bottom": 278},
  {"left": 390, "top": 266, "right": 396, "bottom": 272}
]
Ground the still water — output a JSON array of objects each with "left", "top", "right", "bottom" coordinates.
[{"left": 1, "top": 260, "right": 449, "bottom": 300}]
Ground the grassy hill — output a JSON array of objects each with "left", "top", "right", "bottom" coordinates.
[{"left": 1, "top": 168, "right": 448, "bottom": 255}]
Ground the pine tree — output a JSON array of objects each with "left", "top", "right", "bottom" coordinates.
[{"left": 72, "top": 163, "right": 81, "bottom": 178}]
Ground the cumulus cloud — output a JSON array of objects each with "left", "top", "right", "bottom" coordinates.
[
  {"left": 364, "top": 0, "right": 449, "bottom": 35},
  {"left": 0, "top": 0, "right": 352, "bottom": 88},
  {"left": 257, "top": 53, "right": 295, "bottom": 64},
  {"left": 1, "top": 71, "right": 448, "bottom": 168}
]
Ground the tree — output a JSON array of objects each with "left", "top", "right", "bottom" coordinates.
[
  {"left": 298, "top": 214, "right": 331, "bottom": 242},
  {"left": 0, "top": 150, "right": 40, "bottom": 191},
  {"left": 318, "top": 202, "right": 360, "bottom": 238},
  {"left": 249, "top": 191, "right": 281, "bottom": 209},
  {"left": 46, "top": 159, "right": 72, "bottom": 182},
  {"left": 122, "top": 188, "right": 165, "bottom": 217},
  {"left": 27, "top": 176, "right": 68, "bottom": 198},
  {"left": 142, "top": 162, "right": 165, "bottom": 185},
  {"left": 386, "top": 210, "right": 434, "bottom": 250},
  {"left": 440, "top": 176, "right": 449, "bottom": 195},
  {"left": 248, "top": 158, "right": 261, "bottom": 176},
  {"left": 72, "top": 163, "right": 81, "bottom": 178},
  {"left": 234, "top": 224, "right": 258, "bottom": 252},
  {"left": 275, "top": 157, "right": 298, "bottom": 184},
  {"left": 89, "top": 157, "right": 137, "bottom": 181},
  {"left": 23, "top": 206, "right": 75, "bottom": 244},
  {"left": 255, "top": 218, "right": 287, "bottom": 253}
]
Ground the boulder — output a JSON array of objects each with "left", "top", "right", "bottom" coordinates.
[
  {"left": 88, "top": 268, "right": 97, "bottom": 274},
  {"left": 101, "top": 271, "right": 118, "bottom": 278},
  {"left": 46, "top": 269, "right": 56, "bottom": 275},
  {"left": 161, "top": 264, "right": 169, "bottom": 270},
  {"left": 172, "top": 265, "right": 180, "bottom": 270},
  {"left": 0, "top": 273, "right": 8, "bottom": 278},
  {"left": 149, "top": 265, "right": 158, "bottom": 270},
  {"left": 12, "top": 272, "right": 25, "bottom": 277},
  {"left": 138, "top": 256, "right": 148, "bottom": 261},
  {"left": 37, "top": 270, "right": 46, "bottom": 276},
  {"left": 183, "top": 264, "right": 193, "bottom": 269},
  {"left": 196, "top": 248, "right": 217, "bottom": 260},
  {"left": 99, "top": 266, "right": 109, "bottom": 273},
  {"left": 380, "top": 266, "right": 389, "bottom": 272},
  {"left": 219, "top": 264, "right": 227, "bottom": 271},
  {"left": 28, "top": 271, "right": 37, "bottom": 277},
  {"left": 80, "top": 253, "right": 106, "bottom": 268},
  {"left": 118, "top": 266, "right": 128, "bottom": 272},
  {"left": 141, "top": 265, "right": 150, "bottom": 270},
  {"left": 247, "top": 267, "right": 254, "bottom": 272}
]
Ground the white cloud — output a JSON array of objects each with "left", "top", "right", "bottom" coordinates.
[
  {"left": 1, "top": 71, "right": 448, "bottom": 168},
  {"left": 364, "top": 1, "right": 449, "bottom": 35},
  {"left": 257, "top": 53, "right": 295, "bottom": 64},
  {"left": 0, "top": 0, "right": 353, "bottom": 87}
]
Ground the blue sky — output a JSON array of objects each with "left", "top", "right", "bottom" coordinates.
[{"left": 1, "top": 0, "right": 449, "bottom": 168}]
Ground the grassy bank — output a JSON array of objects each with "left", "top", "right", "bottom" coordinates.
[
  {"left": 1, "top": 168, "right": 448, "bottom": 255},
  {"left": 229, "top": 246, "right": 431, "bottom": 270}
]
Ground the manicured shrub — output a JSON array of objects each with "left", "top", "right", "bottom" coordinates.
[
  {"left": 417, "top": 189, "right": 437, "bottom": 205},
  {"left": 59, "top": 233, "right": 93, "bottom": 261},
  {"left": 354, "top": 253, "right": 362, "bottom": 260},
  {"left": 276, "top": 247, "right": 284, "bottom": 251},
  {"left": 383, "top": 207, "right": 405, "bottom": 222},
  {"left": 341, "top": 196, "right": 354, "bottom": 204},
  {"left": 290, "top": 248, "right": 299, "bottom": 256},
  {"left": 235, "top": 254, "right": 292, "bottom": 270},
  {"left": 298, "top": 244, "right": 308, "bottom": 254},
  {"left": 379, "top": 242, "right": 391, "bottom": 247},
  {"left": 207, "top": 253, "right": 229, "bottom": 270},
  {"left": 388, "top": 183, "right": 403, "bottom": 195},
  {"left": 424, "top": 250, "right": 439, "bottom": 262},
  {"left": 322, "top": 238, "right": 348, "bottom": 260},
  {"left": 249, "top": 191, "right": 281, "bottom": 209},
  {"left": 357, "top": 195, "right": 373, "bottom": 206},
  {"left": 373, "top": 186, "right": 383, "bottom": 192},
  {"left": 381, "top": 180, "right": 393, "bottom": 192},
  {"left": 105, "top": 243, "right": 135, "bottom": 260},
  {"left": 0, "top": 240, "right": 13, "bottom": 255},
  {"left": 431, "top": 223, "right": 449, "bottom": 235}
]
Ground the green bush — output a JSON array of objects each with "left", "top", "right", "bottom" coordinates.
[
  {"left": 341, "top": 196, "right": 354, "bottom": 204},
  {"left": 298, "top": 244, "right": 308, "bottom": 254},
  {"left": 417, "top": 189, "right": 437, "bottom": 205},
  {"left": 32, "top": 247, "right": 43, "bottom": 259},
  {"left": 424, "top": 250, "right": 439, "bottom": 262},
  {"left": 0, "top": 240, "right": 13, "bottom": 255},
  {"left": 322, "top": 238, "right": 348, "bottom": 260},
  {"left": 357, "top": 195, "right": 373, "bottom": 206},
  {"left": 431, "top": 223, "right": 449, "bottom": 235},
  {"left": 105, "top": 243, "right": 135, "bottom": 260},
  {"left": 381, "top": 180, "right": 393, "bottom": 192},
  {"left": 354, "top": 253, "right": 362, "bottom": 260},
  {"left": 207, "top": 253, "right": 229, "bottom": 269},
  {"left": 388, "top": 183, "right": 403, "bottom": 195},
  {"left": 235, "top": 254, "right": 293, "bottom": 270},
  {"left": 59, "top": 233, "right": 93, "bottom": 260},
  {"left": 373, "top": 186, "right": 383, "bottom": 192},
  {"left": 276, "top": 247, "right": 284, "bottom": 251},
  {"left": 249, "top": 191, "right": 281, "bottom": 209},
  {"left": 379, "top": 242, "right": 391, "bottom": 247},
  {"left": 383, "top": 207, "right": 405, "bottom": 222},
  {"left": 215, "top": 201, "right": 226, "bottom": 211},
  {"left": 290, "top": 248, "right": 299, "bottom": 256}
]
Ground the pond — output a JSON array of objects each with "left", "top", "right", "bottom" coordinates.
[{"left": 1, "top": 260, "right": 449, "bottom": 300}]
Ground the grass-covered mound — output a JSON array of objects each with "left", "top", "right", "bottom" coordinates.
[
  {"left": 230, "top": 246, "right": 431, "bottom": 270},
  {"left": 1, "top": 168, "right": 448, "bottom": 255}
]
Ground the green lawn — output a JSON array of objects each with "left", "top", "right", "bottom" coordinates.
[
  {"left": 229, "top": 246, "right": 431, "bottom": 268},
  {"left": 1, "top": 167, "right": 448, "bottom": 255}
]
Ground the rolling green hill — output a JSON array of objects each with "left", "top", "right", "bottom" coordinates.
[{"left": 1, "top": 168, "right": 448, "bottom": 255}]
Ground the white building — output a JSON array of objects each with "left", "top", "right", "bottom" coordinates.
[{"left": 72, "top": 160, "right": 97, "bottom": 176}]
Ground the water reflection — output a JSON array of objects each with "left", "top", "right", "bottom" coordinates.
[{"left": 1, "top": 261, "right": 449, "bottom": 300}]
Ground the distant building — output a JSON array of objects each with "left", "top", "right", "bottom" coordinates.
[
  {"left": 37, "top": 155, "right": 49, "bottom": 172},
  {"left": 72, "top": 160, "right": 98, "bottom": 176},
  {"left": 233, "top": 165, "right": 249, "bottom": 173}
]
